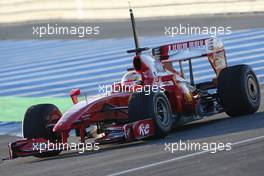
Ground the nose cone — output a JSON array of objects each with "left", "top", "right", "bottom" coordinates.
[
  {"left": 53, "top": 120, "right": 67, "bottom": 133},
  {"left": 53, "top": 118, "right": 74, "bottom": 133},
  {"left": 52, "top": 101, "right": 90, "bottom": 133}
]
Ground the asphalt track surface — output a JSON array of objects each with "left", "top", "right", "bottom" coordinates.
[
  {"left": 1, "top": 14, "right": 264, "bottom": 176},
  {"left": 0, "top": 86, "right": 263, "bottom": 176}
]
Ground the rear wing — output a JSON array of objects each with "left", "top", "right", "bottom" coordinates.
[{"left": 152, "top": 38, "right": 227, "bottom": 82}]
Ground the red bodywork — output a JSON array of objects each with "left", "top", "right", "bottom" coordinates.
[{"left": 7, "top": 37, "right": 227, "bottom": 159}]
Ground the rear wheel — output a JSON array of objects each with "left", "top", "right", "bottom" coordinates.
[
  {"left": 22, "top": 104, "right": 62, "bottom": 157},
  {"left": 128, "top": 91, "right": 173, "bottom": 138},
  {"left": 217, "top": 65, "right": 261, "bottom": 116}
]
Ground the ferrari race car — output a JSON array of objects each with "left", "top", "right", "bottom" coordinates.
[{"left": 7, "top": 8, "right": 261, "bottom": 159}]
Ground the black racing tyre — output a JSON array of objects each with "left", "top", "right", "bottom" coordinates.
[
  {"left": 128, "top": 91, "right": 173, "bottom": 137},
  {"left": 217, "top": 64, "right": 261, "bottom": 117},
  {"left": 22, "top": 104, "right": 62, "bottom": 157}
]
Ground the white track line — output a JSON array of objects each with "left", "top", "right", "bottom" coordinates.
[
  {"left": 1, "top": 29, "right": 264, "bottom": 97},
  {"left": 108, "top": 135, "right": 264, "bottom": 176},
  {"left": 1, "top": 40, "right": 264, "bottom": 86},
  {"left": 0, "top": 29, "right": 263, "bottom": 71}
]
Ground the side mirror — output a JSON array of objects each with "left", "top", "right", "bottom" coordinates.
[{"left": 69, "top": 89, "right": 80, "bottom": 104}]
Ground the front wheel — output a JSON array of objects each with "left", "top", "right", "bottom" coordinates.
[
  {"left": 128, "top": 91, "right": 173, "bottom": 138},
  {"left": 22, "top": 104, "right": 62, "bottom": 157},
  {"left": 217, "top": 65, "right": 261, "bottom": 116}
]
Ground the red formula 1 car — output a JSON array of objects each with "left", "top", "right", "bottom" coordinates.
[{"left": 7, "top": 8, "right": 261, "bottom": 159}]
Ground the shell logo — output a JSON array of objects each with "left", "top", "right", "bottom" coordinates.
[{"left": 184, "top": 93, "right": 193, "bottom": 103}]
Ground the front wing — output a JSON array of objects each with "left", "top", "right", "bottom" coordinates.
[{"left": 7, "top": 118, "right": 155, "bottom": 159}]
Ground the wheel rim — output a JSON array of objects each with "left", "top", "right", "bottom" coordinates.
[
  {"left": 247, "top": 75, "right": 258, "bottom": 102},
  {"left": 155, "top": 97, "right": 170, "bottom": 127}
]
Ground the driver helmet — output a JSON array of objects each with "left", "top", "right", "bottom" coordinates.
[{"left": 121, "top": 71, "right": 142, "bottom": 86}]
